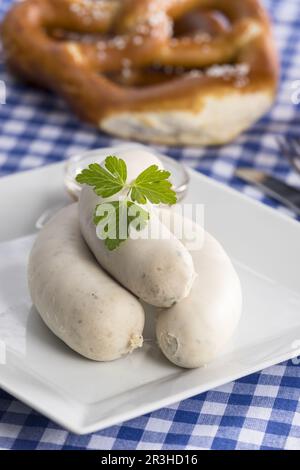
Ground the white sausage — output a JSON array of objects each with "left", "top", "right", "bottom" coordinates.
[
  {"left": 28, "top": 204, "right": 145, "bottom": 361},
  {"left": 156, "top": 211, "right": 242, "bottom": 368},
  {"left": 79, "top": 149, "right": 195, "bottom": 307}
]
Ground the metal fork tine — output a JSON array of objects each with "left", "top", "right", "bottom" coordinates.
[
  {"left": 285, "top": 137, "right": 300, "bottom": 155},
  {"left": 277, "top": 136, "right": 292, "bottom": 155},
  {"left": 277, "top": 136, "right": 294, "bottom": 161},
  {"left": 276, "top": 136, "right": 300, "bottom": 174},
  {"left": 290, "top": 137, "right": 300, "bottom": 155},
  {"left": 278, "top": 136, "right": 296, "bottom": 154}
]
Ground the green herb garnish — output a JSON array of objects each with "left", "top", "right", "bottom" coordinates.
[{"left": 76, "top": 156, "right": 177, "bottom": 250}]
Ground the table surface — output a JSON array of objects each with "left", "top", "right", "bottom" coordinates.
[{"left": 0, "top": 0, "right": 300, "bottom": 451}]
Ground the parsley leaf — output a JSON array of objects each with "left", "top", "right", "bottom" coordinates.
[
  {"left": 75, "top": 156, "right": 126, "bottom": 198},
  {"left": 76, "top": 156, "right": 177, "bottom": 250},
  {"left": 104, "top": 156, "right": 127, "bottom": 184},
  {"left": 93, "top": 200, "right": 149, "bottom": 251},
  {"left": 130, "top": 165, "right": 177, "bottom": 205}
]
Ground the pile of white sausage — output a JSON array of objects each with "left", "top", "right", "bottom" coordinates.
[{"left": 28, "top": 149, "right": 242, "bottom": 368}]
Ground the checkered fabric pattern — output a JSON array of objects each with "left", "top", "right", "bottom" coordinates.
[{"left": 0, "top": 0, "right": 300, "bottom": 451}]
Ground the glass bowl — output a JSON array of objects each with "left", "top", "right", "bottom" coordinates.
[{"left": 64, "top": 144, "right": 190, "bottom": 202}]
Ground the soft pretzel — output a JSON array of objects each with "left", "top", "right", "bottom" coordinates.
[{"left": 1, "top": 0, "right": 278, "bottom": 146}]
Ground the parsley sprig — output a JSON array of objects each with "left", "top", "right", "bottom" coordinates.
[{"left": 76, "top": 156, "right": 177, "bottom": 250}]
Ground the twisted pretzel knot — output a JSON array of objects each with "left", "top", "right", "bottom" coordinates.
[{"left": 1, "top": 0, "right": 278, "bottom": 145}]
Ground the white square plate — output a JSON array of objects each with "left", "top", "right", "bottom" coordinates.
[{"left": 0, "top": 160, "right": 300, "bottom": 434}]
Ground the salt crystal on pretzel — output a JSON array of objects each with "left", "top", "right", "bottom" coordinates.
[{"left": 1, "top": 0, "right": 278, "bottom": 145}]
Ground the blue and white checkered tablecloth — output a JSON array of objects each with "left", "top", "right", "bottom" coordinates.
[{"left": 0, "top": 0, "right": 300, "bottom": 451}]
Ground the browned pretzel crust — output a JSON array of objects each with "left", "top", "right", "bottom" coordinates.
[{"left": 1, "top": 0, "right": 278, "bottom": 145}]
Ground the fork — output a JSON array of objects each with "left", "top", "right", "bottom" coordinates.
[{"left": 277, "top": 136, "right": 300, "bottom": 175}]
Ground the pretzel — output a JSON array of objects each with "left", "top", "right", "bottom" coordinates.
[{"left": 1, "top": 0, "right": 278, "bottom": 145}]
